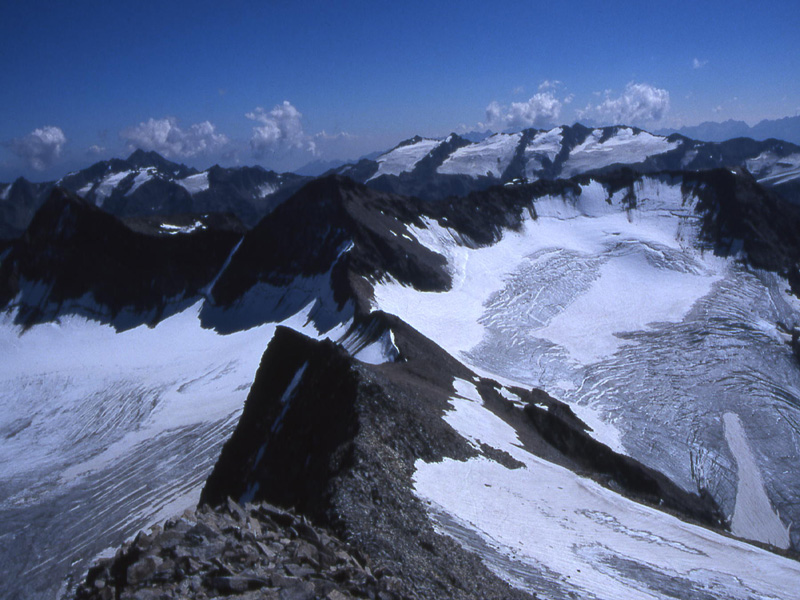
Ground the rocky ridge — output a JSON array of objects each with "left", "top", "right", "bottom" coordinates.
[{"left": 72, "top": 498, "right": 411, "bottom": 600}]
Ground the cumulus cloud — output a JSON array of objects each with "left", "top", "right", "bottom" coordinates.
[
  {"left": 482, "top": 91, "right": 563, "bottom": 131},
  {"left": 246, "top": 101, "right": 314, "bottom": 157},
  {"left": 8, "top": 126, "right": 67, "bottom": 170},
  {"left": 538, "top": 79, "right": 562, "bottom": 91},
  {"left": 87, "top": 144, "right": 106, "bottom": 156},
  {"left": 693, "top": 58, "right": 708, "bottom": 69},
  {"left": 577, "top": 82, "right": 670, "bottom": 125},
  {"left": 121, "top": 117, "right": 229, "bottom": 158}
]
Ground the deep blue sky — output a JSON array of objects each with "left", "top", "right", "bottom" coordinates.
[{"left": 2, "top": 0, "right": 798, "bottom": 180}]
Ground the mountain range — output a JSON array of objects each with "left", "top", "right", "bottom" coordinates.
[
  {"left": 2, "top": 126, "right": 800, "bottom": 599},
  {"left": 657, "top": 115, "right": 800, "bottom": 145},
  {"left": 3, "top": 124, "right": 800, "bottom": 242}
]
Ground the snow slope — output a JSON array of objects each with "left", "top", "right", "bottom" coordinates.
[
  {"left": 437, "top": 133, "right": 521, "bottom": 178},
  {"left": 176, "top": 171, "right": 210, "bottom": 194},
  {"left": 93, "top": 170, "right": 133, "bottom": 206},
  {"left": 747, "top": 151, "right": 800, "bottom": 186},
  {"left": 126, "top": 168, "right": 157, "bottom": 196},
  {"left": 413, "top": 379, "right": 800, "bottom": 599},
  {"left": 368, "top": 138, "right": 442, "bottom": 181},
  {"left": 523, "top": 127, "right": 563, "bottom": 179},
  {"left": 374, "top": 176, "right": 800, "bottom": 556},
  {"left": 561, "top": 128, "right": 680, "bottom": 178},
  {"left": 0, "top": 282, "right": 381, "bottom": 599}
]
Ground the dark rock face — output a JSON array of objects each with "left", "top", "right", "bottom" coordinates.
[
  {"left": 201, "top": 327, "right": 361, "bottom": 518},
  {"left": 682, "top": 169, "right": 800, "bottom": 285},
  {"left": 71, "top": 499, "right": 411, "bottom": 600},
  {"left": 209, "top": 175, "right": 452, "bottom": 315},
  {"left": 0, "top": 177, "right": 54, "bottom": 239},
  {"left": 0, "top": 188, "right": 242, "bottom": 329},
  {"left": 201, "top": 320, "right": 535, "bottom": 600},
  {"left": 200, "top": 310, "right": 731, "bottom": 599},
  {"left": 190, "top": 165, "right": 310, "bottom": 227}
]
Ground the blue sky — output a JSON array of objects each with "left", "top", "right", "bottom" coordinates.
[{"left": 2, "top": 0, "right": 799, "bottom": 180}]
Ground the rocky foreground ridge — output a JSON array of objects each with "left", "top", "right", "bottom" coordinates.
[{"left": 72, "top": 499, "right": 410, "bottom": 600}]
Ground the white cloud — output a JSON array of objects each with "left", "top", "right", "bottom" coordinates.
[
  {"left": 246, "top": 101, "right": 314, "bottom": 157},
  {"left": 578, "top": 82, "right": 670, "bottom": 125},
  {"left": 538, "top": 79, "right": 562, "bottom": 91},
  {"left": 87, "top": 144, "right": 106, "bottom": 156},
  {"left": 8, "top": 126, "right": 67, "bottom": 170},
  {"left": 693, "top": 58, "right": 708, "bottom": 69},
  {"left": 121, "top": 117, "right": 229, "bottom": 158},
  {"left": 483, "top": 91, "right": 563, "bottom": 131},
  {"left": 313, "top": 130, "right": 355, "bottom": 142}
]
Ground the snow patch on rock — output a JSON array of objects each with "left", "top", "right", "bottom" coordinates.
[{"left": 176, "top": 172, "right": 209, "bottom": 194}]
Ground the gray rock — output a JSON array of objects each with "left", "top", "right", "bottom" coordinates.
[{"left": 126, "top": 555, "right": 162, "bottom": 585}]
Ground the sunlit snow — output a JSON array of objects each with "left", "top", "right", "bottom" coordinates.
[
  {"left": 524, "top": 127, "right": 563, "bottom": 179},
  {"left": 561, "top": 128, "right": 680, "bottom": 178},
  {"left": 723, "top": 412, "right": 791, "bottom": 548},
  {"left": 94, "top": 170, "right": 133, "bottom": 206},
  {"left": 368, "top": 138, "right": 442, "bottom": 181},
  {"left": 257, "top": 182, "right": 278, "bottom": 198},
  {"left": 374, "top": 176, "right": 800, "bottom": 556},
  {"left": 414, "top": 384, "right": 800, "bottom": 599},
  {"left": 159, "top": 220, "right": 206, "bottom": 234},
  {"left": 437, "top": 133, "right": 521, "bottom": 178},
  {"left": 176, "top": 171, "right": 210, "bottom": 194},
  {"left": 126, "top": 167, "right": 157, "bottom": 196}
]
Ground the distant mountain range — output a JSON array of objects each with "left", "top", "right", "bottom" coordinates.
[
  {"left": 657, "top": 115, "right": 800, "bottom": 144},
  {"left": 3, "top": 124, "right": 800, "bottom": 242},
  {"left": 0, "top": 149, "right": 310, "bottom": 238}
]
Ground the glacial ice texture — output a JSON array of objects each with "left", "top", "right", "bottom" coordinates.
[{"left": 375, "top": 177, "right": 800, "bottom": 551}]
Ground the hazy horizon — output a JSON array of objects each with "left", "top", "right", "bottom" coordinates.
[{"left": 3, "top": 0, "right": 798, "bottom": 180}]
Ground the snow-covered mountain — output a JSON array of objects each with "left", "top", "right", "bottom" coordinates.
[
  {"left": 338, "top": 124, "right": 800, "bottom": 204},
  {"left": 4, "top": 162, "right": 800, "bottom": 597},
  {"left": 0, "top": 150, "right": 311, "bottom": 239},
  {"left": 4, "top": 125, "right": 800, "bottom": 242}
]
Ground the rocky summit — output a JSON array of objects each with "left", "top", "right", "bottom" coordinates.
[{"left": 72, "top": 499, "right": 409, "bottom": 600}]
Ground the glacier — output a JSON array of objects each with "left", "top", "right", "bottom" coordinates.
[
  {"left": 0, "top": 290, "right": 362, "bottom": 599},
  {"left": 373, "top": 174, "right": 800, "bottom": 563}
]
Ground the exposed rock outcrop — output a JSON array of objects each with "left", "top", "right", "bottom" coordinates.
[{"left": 72, "top": 499, "right": 411, "bottom": 600}]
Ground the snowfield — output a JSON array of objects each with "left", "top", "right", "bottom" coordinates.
[
  {"left": 126, "top": 167, "right": 157, "bottom": 196},
  {"left": 413, "top": 378, "right": 800, "bottom": 599},
  {"left": 93, "top": 170, "right": 133, "bottom": 206},
  {"left": 561, "top": 128, "right": 680, "bottom": 178},
  {"left": 437, "top": 133, "right": 521, "bottom": 178},
  {"left": 368, "top": 138, "right": 442, "bottom": 180},
  {"left": 524, "top": 127, "right": 563, "bottom": 179},
  {"left": 374, "top": 175, "right": 800, "bottom": 565},
  {"left": 746, "top": 151, "right": 800, "bottom": 186},
  {"left": 0, "top": 280, "right": 380, "bottom": 599},
  {"left": 176, "top": 171, "right": 210, "bottom": 194}
]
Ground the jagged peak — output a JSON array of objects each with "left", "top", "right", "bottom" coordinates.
[{"left": 125, "top": 148, "right": 196, "bottom": 175}]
